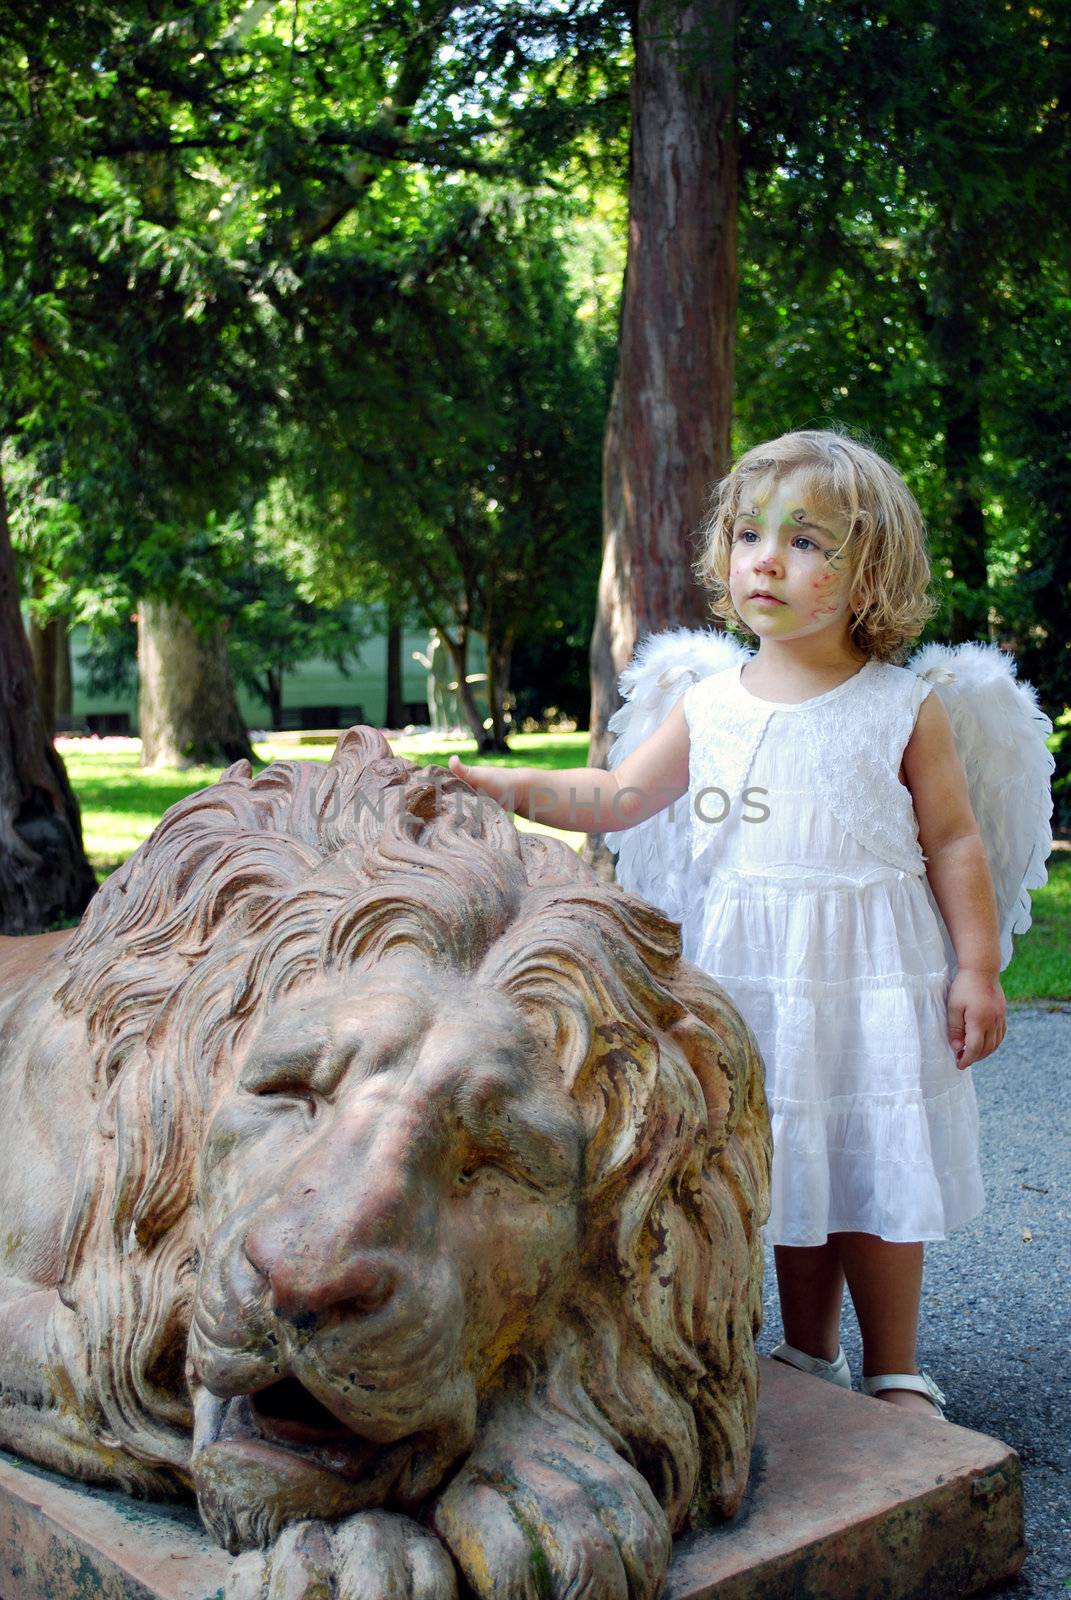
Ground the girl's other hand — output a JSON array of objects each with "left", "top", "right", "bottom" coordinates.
[{"left": 946, "top": 968, "right": 1007, "bottom": 1069}]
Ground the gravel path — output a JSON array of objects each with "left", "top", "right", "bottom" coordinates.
[{"left": 755, "top": 1003, "right": 1071, "bottom": 1597}]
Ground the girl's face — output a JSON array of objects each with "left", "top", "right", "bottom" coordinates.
[{"left": 728, "top": 468, "right": 856, "bottom": 647}]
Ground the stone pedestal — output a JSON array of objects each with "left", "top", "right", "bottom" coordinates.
[
  {"left": 0, "top": 1360, "right": 1024, "bottom": 1600},
  {"left": 671, "top": 1357, "right": 1024, "bottom": 1598},
  {"left": 0, "top": 1452, "right": 230, "bottom": 1600}
]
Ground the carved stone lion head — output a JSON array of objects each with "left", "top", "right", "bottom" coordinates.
[{"left": 53, "top": 728, "right": 770, "bottom": 1594}]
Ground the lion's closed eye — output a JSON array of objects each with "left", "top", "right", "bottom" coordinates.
[
  {"left": 246, "top": 1080, "right": 320, "bottom": 1119},
  {"left": 452, "top": 1159, "right": 497, "bottom": 1189},
  {"left": 451, "top": 1146, "right": 547, "bottom": 1197},
  {"left": 239, "top": 1037, "right": 339, "bottom": 1109},
  {"left": 453, "top": 1154, "right": 519, "bottom": 1193},
  {"left": 239, "top": 1059, "right": 325, "bottom": 1125}
]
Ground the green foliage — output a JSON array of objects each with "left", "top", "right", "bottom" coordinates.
[
  {"left": 223, "top": 531, "right": 369, "bottom": 713},
  {"left": 273, "top": 195, "right": 610, "bottom": 737},
  {"left": 736, "top": 0, "right": 1071, "bottom": 684},
  {"left": 2, "top": 0, "right": 1068, "bottom": 768},
  {"left": 0, "top": 0, "right": 621, "bottom": 745},
  {"left": 991, "top": 281, "right": 1071, "bottom": 824}
]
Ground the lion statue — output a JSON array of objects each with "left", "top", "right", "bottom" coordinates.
[{"left": 0, "top": 728, "right": 770, "bottom": 1600}]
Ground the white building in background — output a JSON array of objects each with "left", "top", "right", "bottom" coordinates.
[{"left": 68, "top": 610, "right": 489, "bottom": 735}]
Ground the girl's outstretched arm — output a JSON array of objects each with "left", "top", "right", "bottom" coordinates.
[
  {"left": 448, "top": 700, "right": 690, "bottom": 834},
  {"left": 902, "top": 692, "right": 1007, "bottom": 1070}
]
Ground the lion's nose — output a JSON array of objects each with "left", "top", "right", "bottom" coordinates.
[{"left": 245, "top": 1230, "right": 398, "bottom": 1320}]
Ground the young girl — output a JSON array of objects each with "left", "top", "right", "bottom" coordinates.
[{"left": 450, "top": 430, "right": 1012, "bottom": 1421}]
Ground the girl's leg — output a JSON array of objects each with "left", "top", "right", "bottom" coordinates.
[
  {"left": 836, "top": 1233, "right": 936, "bottom": 1415},
  {"left": 774, "top": 1241, "right": 845, "bottom": 1362}
]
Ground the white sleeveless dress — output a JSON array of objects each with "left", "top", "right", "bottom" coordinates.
[{"left": 681, "top": 657, "right": 984, "bottom": 1247}]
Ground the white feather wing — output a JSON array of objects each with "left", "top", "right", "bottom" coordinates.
[
  {"left": 606, "top": 628, "right": 751, "bottom": 920},
  {"left": 906, "top": 641, "right": 1055, "bottom": 972}
]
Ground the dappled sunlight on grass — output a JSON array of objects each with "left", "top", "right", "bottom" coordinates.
[{"left": 64, "top": 744, "right": 238, "bottom": 875}]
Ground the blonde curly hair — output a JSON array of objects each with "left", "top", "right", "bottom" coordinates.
[{"left": 694, "top": 430, "right": 938, "bottom": 662}]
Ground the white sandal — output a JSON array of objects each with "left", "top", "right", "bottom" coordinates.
[
  {"left": 770, "top": 1340, "right": 853, "bottom": 1390},
  {"left": 860, "top": 1371, "right": 947, "bottom": 1419}
]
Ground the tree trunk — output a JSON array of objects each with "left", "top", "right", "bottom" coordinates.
[
  {"left": 137, "top": 601, "right": 256, "bottom": 768},
  {"left": 481, "top": 586, "right": 511, "bottom": 752},
  {"left": 588, "top": 0, "right": 738, "bottom": 770},
  {"left": 933, "top": 299, "right": 989, "bottom": 642},
  {"left": 55, "top": 618, "right": 72, "bottom": 721},
  {"left": 28, "top": 613, "right": 59, "bottom": 737},
  {"left": 486, "top": 630, "right": 513, "bottom": 751},
  {"left": 28, "top": 611, "right": 72, "bottom": 735},
  {"left": 0, "top": 469, "right": 97, "bottom": 933},
  {"left": 440, "top": 629, "right": 490, "bottom": 747},
  {"left": 265, "top": 667, "right": 283, "bottom": 731},
  {"left": 385, "top": 608, "right": 405, "bottom": 728}
]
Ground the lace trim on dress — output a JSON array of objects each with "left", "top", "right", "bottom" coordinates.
[
  {"left": 692, "top": 969, "right": 949, "bottom": 997},
  {"left": 684, "top": 669, "right": 775, "bottom": 861},
  {"left": 684, "top": 659, "right": 933, "bottom": 872},
  {"left": 704, "top": 863, "right": 914, "bottom": 889},
  {"left": 801, "top": 665, "right": 932, "bottom": 874}
]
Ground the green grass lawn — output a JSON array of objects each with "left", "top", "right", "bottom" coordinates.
[
  {"left": 61, "top": 736, "right": 1070, "bottom": 1002},
  {"left": 1001, "top": 850, "right": 1071, "bottom": 1004},
  {"left": 62, "top": 732, "right": 593, "bottom": 875}
]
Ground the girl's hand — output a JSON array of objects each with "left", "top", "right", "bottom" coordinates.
[
  {"left": 448, "top": 710, "right": 689, "bottom": 833},
  {"left": 946, "top": 968, "right": 1007, "bottom": 1069},
  {"left": 448, "top": 754, "right": 475, "bottom": 784},
  {"left": 447, "top": 755, "right": 513, "bottom": 807}
]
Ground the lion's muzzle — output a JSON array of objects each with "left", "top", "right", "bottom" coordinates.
[
  {"left": 244, "top": 1211, "right": 404, "bottom": 1323},
  {"left": 188, "top": 1097, "right": 484, "bottom": 1548},
  {"left": 187, "top": 967, "right": 589, "bottom": 1550}
]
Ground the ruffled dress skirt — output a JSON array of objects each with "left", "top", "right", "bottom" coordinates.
[{"left": 681, "top": 733, "right": 985, "bottom": 1247}]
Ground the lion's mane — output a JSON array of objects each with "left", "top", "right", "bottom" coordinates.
[{"left": 55, "top": 728, "right": 770, "bottom": 1525}]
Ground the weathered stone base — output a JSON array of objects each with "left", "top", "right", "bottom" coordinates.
[
  {"left": 0, "top": 1451, "right": 230, "bottom": 1600},
  {"left": 671, "top": 1358, "right": 1025, "bottom": 1598},
  {"left": 0, "top": 1359, "right": 1024, "bottom": 1600}
]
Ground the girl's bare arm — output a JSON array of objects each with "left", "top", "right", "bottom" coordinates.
[
  {"left": 901, "top": 692, "right": 1007, "bottom": 1068},
  {"left": 448, "top": 700, "right": 690, "bottom": 833}
]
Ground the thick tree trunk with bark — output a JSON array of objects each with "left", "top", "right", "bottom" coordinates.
[
  {"left": 0, "top": 473, "right": 97, "bottom": 933},
  {"left": 137, "top": 601, "right": 256, "bottom": 769},
  {"left": 588, "top": 0, "right": 738, "bottom": 770}
]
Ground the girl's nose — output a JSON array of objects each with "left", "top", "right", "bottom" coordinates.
[{"left": 754, "top": 548, "right": 781, "bottom": 573}]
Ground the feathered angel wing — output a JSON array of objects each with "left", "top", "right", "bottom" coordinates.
[
  {"left": 907, "top": 640, "right": 1055, "bottom": 972},
  {"left": 606, "top": 628, "right": 752, "bottom": 921}
]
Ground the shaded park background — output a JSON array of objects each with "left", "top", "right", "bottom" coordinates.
[{"left": 1, "top": 0, "right": 1069, "bottom": 945}]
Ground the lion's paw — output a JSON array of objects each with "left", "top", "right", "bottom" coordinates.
[
  {"left": 224, "top": 1513, "right": 458, "bottom": 1600},
  {"left": 432, "top": 1458, "right": 671, "bottom": 1600}
]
